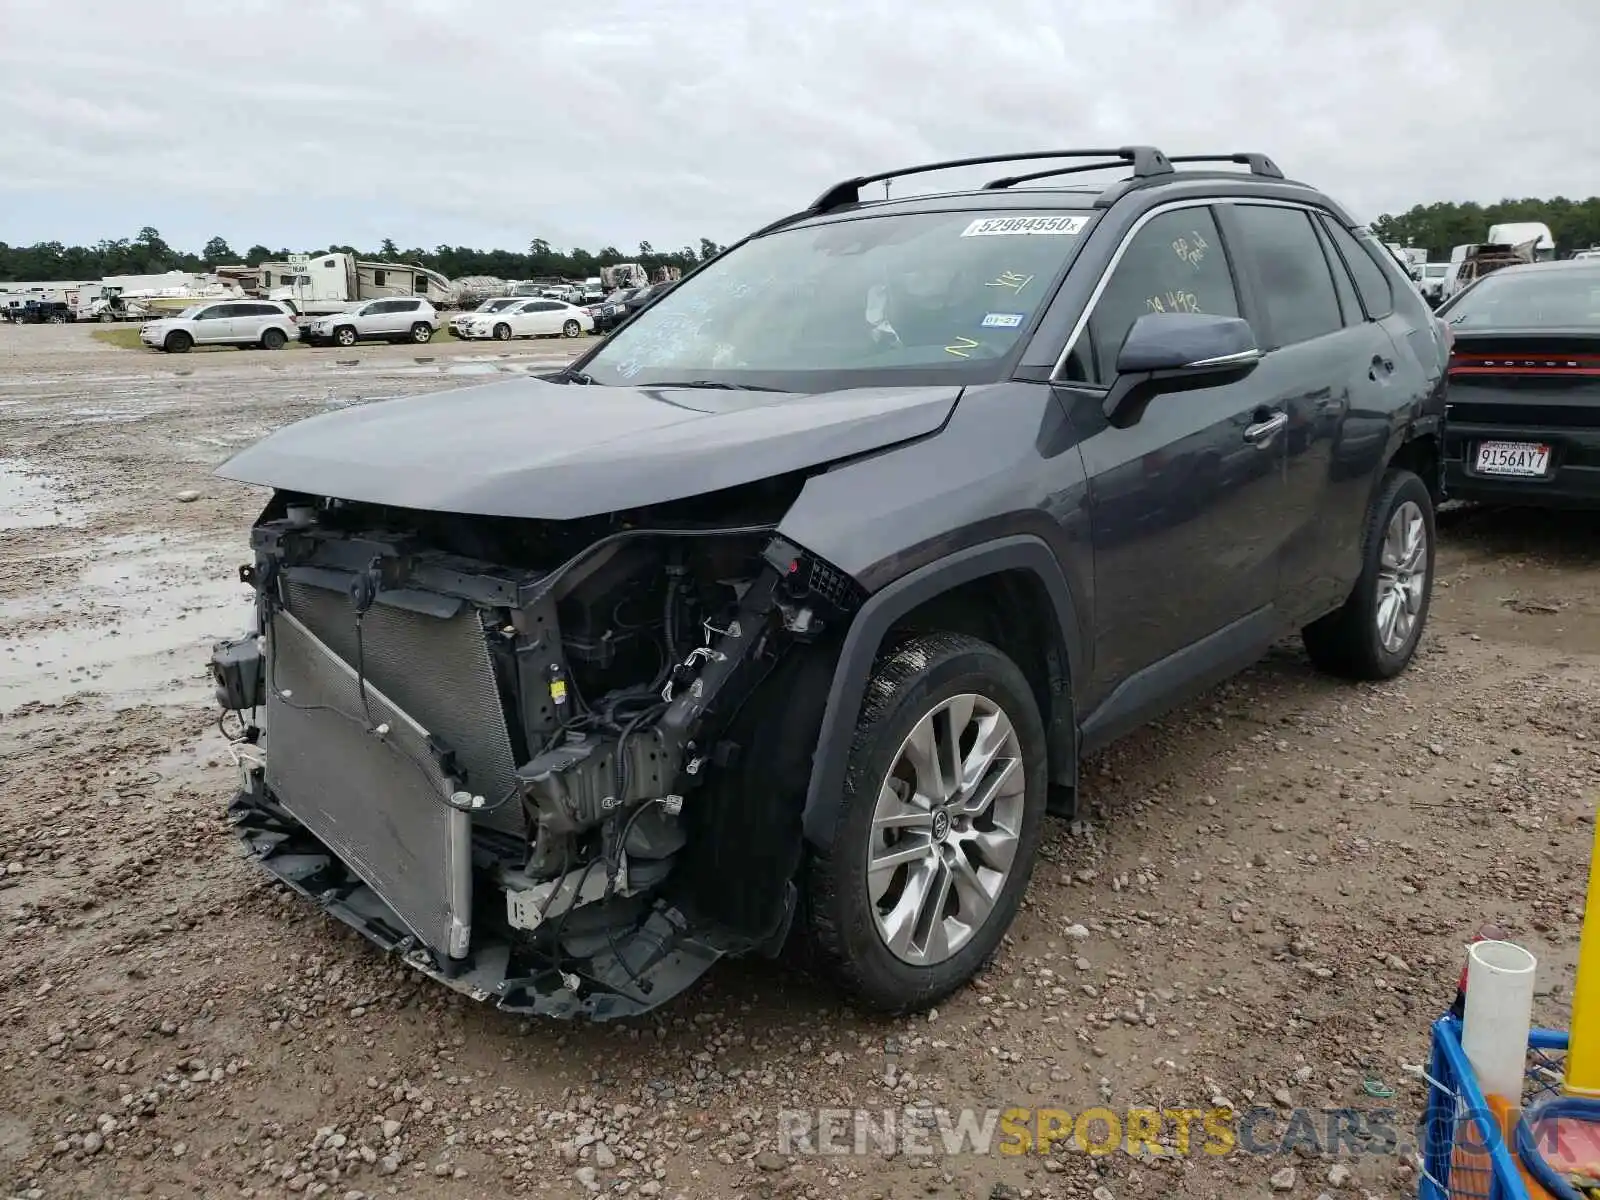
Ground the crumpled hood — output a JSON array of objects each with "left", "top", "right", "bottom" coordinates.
[{"left": 215, "top": 377, "right": 960, "bottom": 519}]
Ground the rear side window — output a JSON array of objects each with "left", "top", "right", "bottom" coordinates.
[
  {"left": 1321, "top": 218, "right": 1395, "bottom": 319},
  {"left": 1072, "top": 206, "right": 1239, "bottom": 384},
  {"left": 1230, "top": 206, "right": 1342, "bottom": 348},
  {"left": 1311, "top": 218, "right": 1362, "bottom": 327}
]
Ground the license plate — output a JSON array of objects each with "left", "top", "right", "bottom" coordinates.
[{"left": 1475, "top": 440, "right": 1550, "bottom": 477}]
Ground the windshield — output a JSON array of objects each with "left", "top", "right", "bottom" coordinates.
[
  {"left": 580, "top": 209, "right": 1093, "bottom": 387},
  {"left": 1443, "top": 269, "right": 1600, "bottom": 328},
  {"left": 173, "top": 305, "right": 205, "bottom": 320},
  {"left": 477, "top": 298, "right": 516, "bottom": 311}
]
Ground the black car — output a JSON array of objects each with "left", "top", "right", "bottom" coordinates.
[
  {"left": 11, "top": 300, "right": 74, "bottom": 324},
  {"left": 588, "top": 288, "right": 639, "bottom": 334},
  {"left": 1436, "top": 259, "right": 1600, "bottom": 508},
  {"left": 207, "top": 145, "right": 1447, "bottom": 1021}
]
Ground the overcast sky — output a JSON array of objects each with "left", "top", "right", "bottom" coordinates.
[{"left": 2, "top": 0, "right": 1597, "bottom": 258}]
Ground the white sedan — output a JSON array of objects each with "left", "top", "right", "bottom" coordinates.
[
  {"left": 449, "top": 296, "right": 523, "bottom": 338},
  {"left": 460, "top": 298, "right": 593, "bottom": 341}
]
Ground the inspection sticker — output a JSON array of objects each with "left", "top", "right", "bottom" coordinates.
[
  {"left": 960, "top": 215, "right": 1087, "bottom": 237},
  {"left": 981, "top": 312, "right": 1025, "bottom": 328}
]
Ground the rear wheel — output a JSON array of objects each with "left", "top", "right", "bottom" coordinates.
[
  {"left": 411, "top": 322, "right": 433, "bottom": 344},
  {"left": 1303, "top": 468, "right": 1435, "bottom": 680},
  {"left": 163, "top": 330, "right": 192, "bottom": 353},
  {"left": 806, "top": 633, "right": 1047, "bottom": 1013},
  {"left": 260, "top": 327, "right": 287, "bottom": 351},
  {"left": 494, "top": 323, "right": 512, "bottom": 341},
  {"left": 562, "top": 319, "right": 581, "bottom": 338}
]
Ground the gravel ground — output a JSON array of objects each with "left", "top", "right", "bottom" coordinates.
[{"left": 2, "top": 321, "right": 1598, "bottom": 1200}]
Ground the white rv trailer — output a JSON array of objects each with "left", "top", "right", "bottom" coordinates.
[{"left": 261, "top": 252, "right": 456, "bottom": 315}]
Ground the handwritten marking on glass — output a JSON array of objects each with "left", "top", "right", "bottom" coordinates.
[
  {"left": 1145, "top": 290, "right": 1202, "bottom": 314},
  {"left": 1171, "top": 232, "right": 1209, "bottom": 270},
  {"left": 986, "top": 271, "right": 1035, "bottom": 294},
  {"left": 944, "top": 336, "right": 982, "bottom": 358}
]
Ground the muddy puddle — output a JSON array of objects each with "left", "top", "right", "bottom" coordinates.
[
  {"left": 0, "top": 458, "right": 84, "bottom": 531},
  {"left": 0, "top": 532, "right": 253, "bottom": 710}
]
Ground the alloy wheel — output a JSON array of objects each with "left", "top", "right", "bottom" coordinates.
[
  {"left": 1376, "top": 499, "right": 1427, "bottom": 653},
  {"left": 865, "top": 693, "right": 1025, "bottom": 966}
]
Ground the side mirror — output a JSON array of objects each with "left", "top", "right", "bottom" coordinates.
[{"left": 1104, "top": 312, "right": 1261, "bottom": 425}]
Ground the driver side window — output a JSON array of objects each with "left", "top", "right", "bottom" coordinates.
[{"left": 1067, "top": 207, "right": 1239, "bottom": 385}]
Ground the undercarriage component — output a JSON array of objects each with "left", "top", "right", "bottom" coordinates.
[
  {"left": 517, "top": 729, "right": 671, "bottom": 835},
  {"left": 500, "top": 854, "right": 673, "bottom": 932},
  {"left": 230, "top": 772, "right": 754, "bottom": 1019}
]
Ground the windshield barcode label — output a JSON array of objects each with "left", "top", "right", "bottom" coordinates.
[{"left": 960, "top": 216, "right": 1087, "bottom": 237}]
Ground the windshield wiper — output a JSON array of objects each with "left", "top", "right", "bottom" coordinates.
[
  {"left": 638, "top": 380, "right": 784, "bottom": 392},
  {"left": 552, "top": 365, "right": 596, "bottom": 384}
]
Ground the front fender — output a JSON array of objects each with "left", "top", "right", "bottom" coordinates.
[{"left": 800, "top": 535, "right": 1083, "bottom": 852}]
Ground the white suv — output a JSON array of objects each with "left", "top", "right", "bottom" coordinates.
[
  {"left": 303, "top": 298, "right": 440, "bottom": 347},
  {"left": 140, "top": 300, "right": 299, "bottom": 353}
]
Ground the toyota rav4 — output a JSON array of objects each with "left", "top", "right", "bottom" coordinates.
[{"left": 207, "top": 146, "right": 1449, "bottom": 1020}]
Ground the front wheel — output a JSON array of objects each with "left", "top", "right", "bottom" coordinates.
[
  {"left": 163, "top": 331, "right": 192, "bottom": 353},
  {"left": 562, "top": 319, "right": 581, "bottom": 338},
  {"left": 806, "top": 633, "right": 1048, "bottom": 1013},
  {"left": 1302, "top": 467, "right": 1435, "bottom": 680},
  {"left": 334, "top": 326, "right": 357, "bottom": 348},
  {"left": 493, "top": 323, "right": 512, "bottom": 341},
  {"left": 411, "top": 322, "right": 433, "bottom": 344}
]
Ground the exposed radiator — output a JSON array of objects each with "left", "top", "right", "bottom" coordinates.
[
  {"left": 282, "top": 579, "right": 523, "bottom": 836},
  {"left": 264, "top": 610, "right": 472, "bottom": 958}
]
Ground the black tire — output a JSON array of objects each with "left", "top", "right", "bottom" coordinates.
[
  {"left": 163, "top": 331, "right": 192, "bottom": 354},
  {"left": 411, "top": 322, "right": 433, "bottom": 344},
  {"left": 806, "top": 632, "right": 1048, "bottom": 1013},
  {"left": 260, "top": 327, "right": 287, "bottom": 351},
  {"left": 334, "top": 326, "right": 357, "bottom": 348},
  {"left": 1303, "top": 468, "right": 1435, "bottom": 680},
  {"left": 562, "top": 319, "right": 581, "bottom": 338},
  {"left": 493, "top": 323, "right": 512, "bottom": 341}
]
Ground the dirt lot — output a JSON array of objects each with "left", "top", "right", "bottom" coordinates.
[{"left": 2, "top": 320, "right": 1598, "bottom": 1200}]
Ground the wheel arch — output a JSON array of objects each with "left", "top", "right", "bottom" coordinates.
[
  {"left": 800, "top": 535, "right": 1083, "bottom": 852},
  {"left": 1388, "top": 421, "right": 1442, "bottom": 506}
]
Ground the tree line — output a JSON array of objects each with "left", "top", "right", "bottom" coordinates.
[
  {"left": 5, "top": 194, "right": 1600, "bottom": 284},
  {"left": 0, "top": 228, "right": 725, "bottom": 284},
  {"left": 1369, "top": 196, "right": 1600, "bottom": 261}
]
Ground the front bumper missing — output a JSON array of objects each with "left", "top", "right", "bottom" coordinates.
[{"left": 229, "top": 772, "right": 753, "bottom": 1020}]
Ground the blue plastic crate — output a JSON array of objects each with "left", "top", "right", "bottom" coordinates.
[{"left": 1417, "top": 1015, "right": 1570, "bottom": 1199}]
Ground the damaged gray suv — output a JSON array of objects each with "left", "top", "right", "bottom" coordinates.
[{"left": 209, "top": 146, "right": 1449, "bottom": 1019}]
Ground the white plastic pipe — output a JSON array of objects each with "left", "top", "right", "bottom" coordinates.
[{"left": 1461, "top": 940, "right": 1538, "bottom": 1105}]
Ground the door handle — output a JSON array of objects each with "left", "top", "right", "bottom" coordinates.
[{"left": 1244, "top": 411, "right": 1288, "bottom": 446}]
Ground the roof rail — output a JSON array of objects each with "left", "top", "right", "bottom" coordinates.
[
  {"left": 1164, "top": 153, "right": 1284, "bottom": 179},
  {"left": 983, "top": 160, "right": 1143, "bottom": 189},
  {"left": 808, "top": 146, "right": 1172, "bottom": 213}
]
